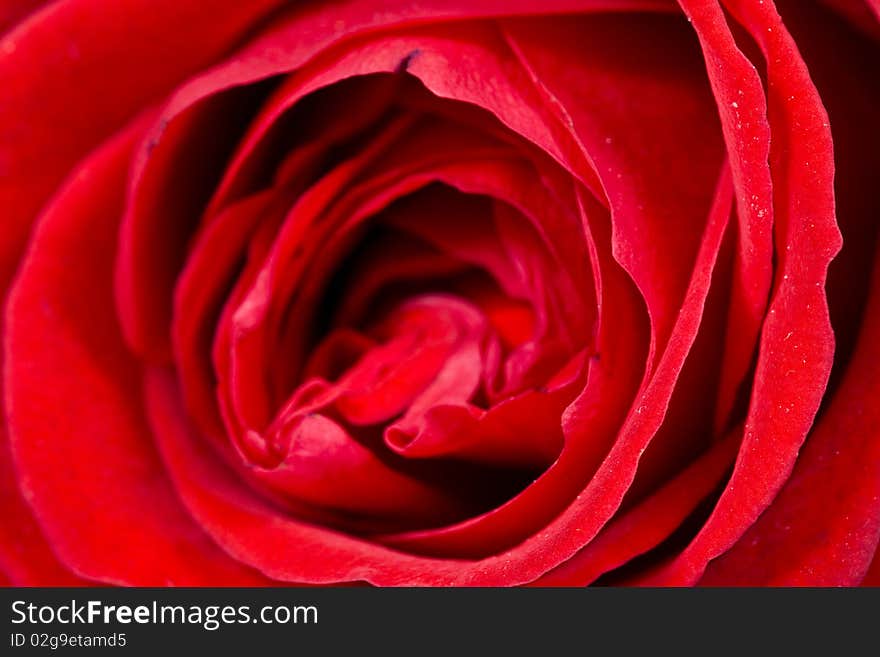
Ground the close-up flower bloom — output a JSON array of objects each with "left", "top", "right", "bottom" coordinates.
[{"left": 0, "top": 0, "right": 877, "bottom": 586}]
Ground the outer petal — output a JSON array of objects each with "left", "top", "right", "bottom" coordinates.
[
  {"left": 695, "top": 0, "right": 880, "bottom": 587},
  {"left": 640, "top": 0, "right": 842, "bottom": 584},
  {"left": 671, "top": 0, "right": 775, "bottom": 432},
  {"left": 0, "top": 444, "right": 88, "bottom": 585},
  {"left": 0, "top": 4, "right": 289, "bottom": 581},
  {"left": 776, "top": 0, "right": 880, "bottom": 399},
  {"left": 535, "top": 427, "right": 741, "bottom": 586},
  {"left": 4, "top": 116, "right": 271, "bottom": 585},
  {"left": 0, "top": 0, "right": 289, "bottom": 297},
  {"left": 700, "top": 247, "right": 880, "bottom": 585}
]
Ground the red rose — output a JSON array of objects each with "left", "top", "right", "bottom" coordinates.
[{"left": 0, "top": 0, "right": 877, "bottom": 587}]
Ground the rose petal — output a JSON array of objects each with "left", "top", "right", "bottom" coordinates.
[
  {"left": 0, "top": 0, "right": 287, "bottom": 303},
  {"left": 776, "top": 0, "right": 880, "bottom": 396},
  {"left": 0, "top": 441, "right": 89, "bottom": 585},
  {"left": 221, "top": 116, "right": 418, "bottom": 438},
  {"left": 117, "top": 81, "right": 276, "bottom": 363},
  {"left": 144, "top": 149, "right": 728, "bottom": 581},
  {"left": 673, "top": 0, "right": 776, "bottom": 432},
  {"left": 179, "top": 150, "right": 730, "bottom": 568},
  {"left": 503, "top": 13, "right": 726, "bottom": 369},
  {"left": 638, "top": 0, "right": 843, "bottom": 585},
  {"left": 113, "top": 3, "right": 671, "bottom": 363},
  {"left": 173, "top": 190, "right": 276, "bottom": 441},
  {"left": 145, "top": 366, "right": 589, "bottom": 583},
  {"left": 253, "top": 412, "right": 466, "bottom": 524},
  {"left": 699, "top": 241, "right": 880, "bottom": 586},
  {"left": 691, "top": 0, "right": 880, "bottom": 587},
  {"left": 534, "top": 427, "right": 741, "bottom": 586},
  {"left": 4, "top": 116, "right": 272, "bottom": 585}
]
